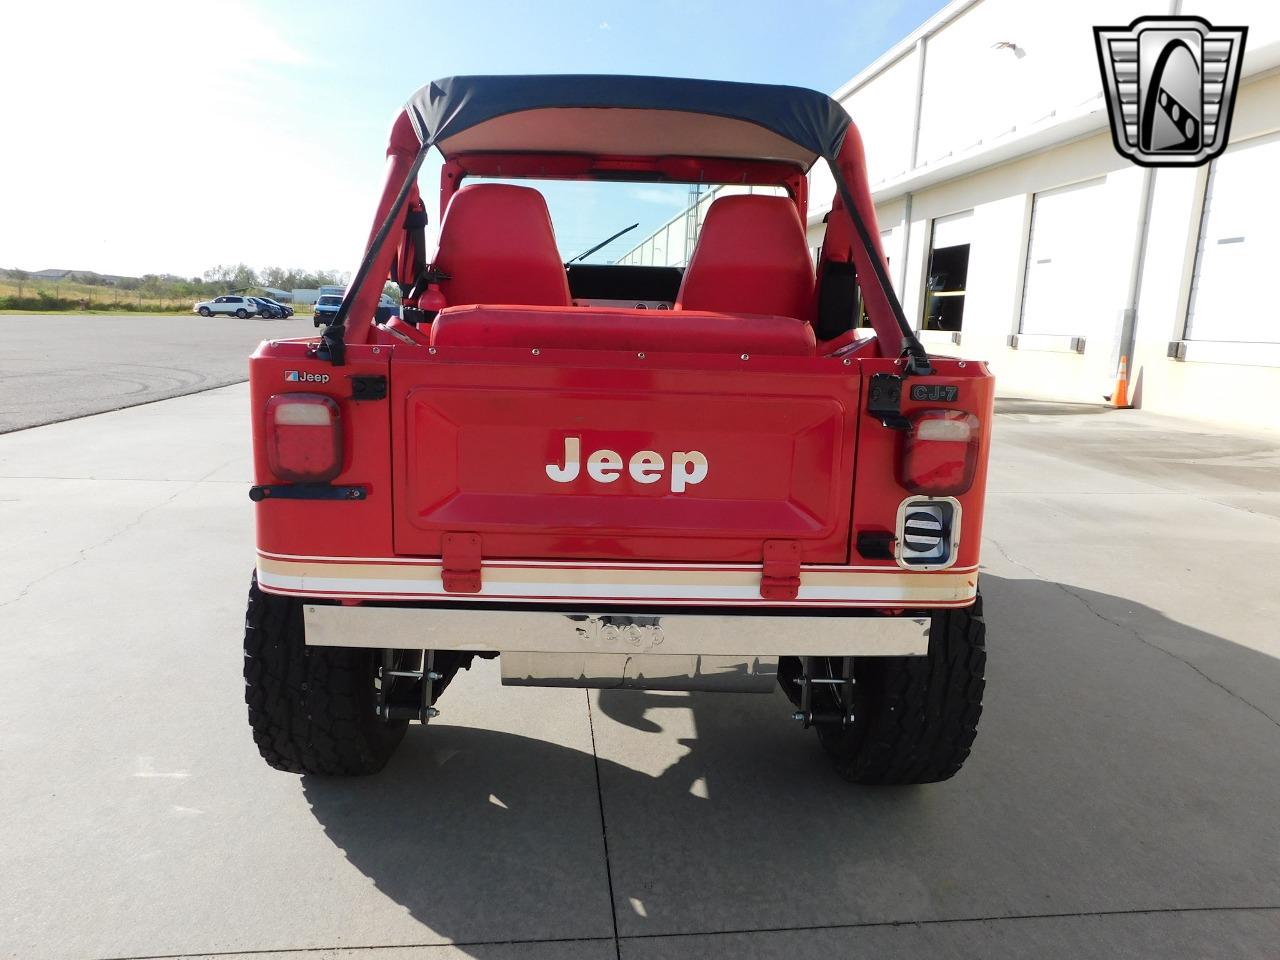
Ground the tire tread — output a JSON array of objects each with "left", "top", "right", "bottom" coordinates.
[
  {"left": 243, "top": 573, "right": 406, "bottom": 776},
  {"left": 818, "top": 595, "right": 986, "bottom": 784}
]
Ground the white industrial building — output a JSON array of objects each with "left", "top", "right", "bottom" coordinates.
[{"left": 619, "top": 1, "right": 1280, "bottom": 430}]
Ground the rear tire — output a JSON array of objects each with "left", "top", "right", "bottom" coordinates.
[
  {"left": 792, "top": 595, "right": 986, "bottom": 784},
  {"left": 236, "top": 308, "right": 248, "bottom": 318},
  {"left": 242, "top": 573, "right": 461, "bottom": 776}
]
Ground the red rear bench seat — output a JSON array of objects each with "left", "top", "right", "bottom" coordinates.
[{"left": 428, "top": 304, "right": 816, "bottom": 356}]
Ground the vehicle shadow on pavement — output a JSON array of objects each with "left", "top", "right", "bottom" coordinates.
[{"left": 300, "top": 573, "right": 1280, "bottom": 957}]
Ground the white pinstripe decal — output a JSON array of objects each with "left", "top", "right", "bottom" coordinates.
[{"left": 255, "top": 553, "right": 978, "bottom": 608}]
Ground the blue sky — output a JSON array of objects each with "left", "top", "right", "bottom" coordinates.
[{"left": 0, "top": 0, "right": 948, "bottom": 277}]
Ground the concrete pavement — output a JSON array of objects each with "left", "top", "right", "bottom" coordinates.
[{"left": 1, "top": 388, "right": 1278, "bottom": 959}]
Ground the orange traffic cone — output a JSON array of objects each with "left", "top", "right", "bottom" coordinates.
[{"left": 1109, "top": 356, "right": 1131, "bottom": 408}]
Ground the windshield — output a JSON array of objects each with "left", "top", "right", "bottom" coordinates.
[
  {"left": 317, "top": 296, "right": 342, "bottom": 306},
  {"left": 464, "top": 178, "right": 788, "bottom": 267}
]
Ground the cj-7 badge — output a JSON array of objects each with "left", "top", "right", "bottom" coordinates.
[{"left": 546, "top": 437, "right": 708, "bottom": 493}]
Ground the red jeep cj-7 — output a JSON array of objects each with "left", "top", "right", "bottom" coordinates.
[{"left": 244, "top": 75, "right": 993, "bottom": 783}]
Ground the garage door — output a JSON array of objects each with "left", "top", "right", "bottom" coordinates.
[
  {"left": 1020, "top": 177, "right": 1121, "bottom": 338},
  {"left": 1186, "top": 131, "right": 1280, "bottom": 343},
  {"left": 923, "top": 211, "right": 973, "bottom": 332}
]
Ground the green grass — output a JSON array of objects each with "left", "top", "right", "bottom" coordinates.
[{"left": 0, "top": 278, "right": 315, "bottom": 317}]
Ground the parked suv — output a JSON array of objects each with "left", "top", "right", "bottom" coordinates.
[
  {"left": 249, "top": 297, "right": 284, "bottom": 319},
  {"left": 260, "top": 297, "right": 294, "bottom": 318},
  {"left": 194, "top": 295, "right": 256, "bottom": 318},
  {"left": 312, "top": 294, "right": 343, "bottom": 327}
]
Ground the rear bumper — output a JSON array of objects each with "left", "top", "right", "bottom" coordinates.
[{"left": 301, "top": 604, "right": 930, "bottom": 657}]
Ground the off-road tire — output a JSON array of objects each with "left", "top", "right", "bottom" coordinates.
[
  {"left": 243, "top": 573, "right": 459, "bottom": 776},
  {"left": 198, "top": 306, "right": 211, "bottom": 317},
  {"left": 236, "top": 308, "right": 248, "bottom": 318},
  {"left": 801, "top": 595, "right": 986, "bottom": 784}
]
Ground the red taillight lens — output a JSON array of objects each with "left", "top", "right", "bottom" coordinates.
[
  {"left": 900, "top": 409, "right": 979, "bottom": 496},
  {"left": 265, "top": 393, "right": 342, "bottom": 482}
]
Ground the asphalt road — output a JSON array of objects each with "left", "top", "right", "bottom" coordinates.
[
  {"left": 0, "top": 313, "right": 308, "bottom": 433},
  {"left": 1, "top": 388, "right": 1278, "bottom": 959}
]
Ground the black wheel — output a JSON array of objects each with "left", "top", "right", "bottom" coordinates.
[
  {"left": 243, "top": 572, "right": 461, "bottom": 776},
  {"left": 198, "top": 306, "right": 211, "bottom": 317},
  {"left": 786, "top": 595, "right": 986, "bottom": 784},
  {"left": 236, "top": 308, "right": 248, "bottom": 318}
]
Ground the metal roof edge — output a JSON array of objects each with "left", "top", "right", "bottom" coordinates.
[
  {"left": 830, "top": 0, "right": 982, "bottom": 104},
  {"left": 807, "top": 54, "right": 1280, "bottom": 223}
]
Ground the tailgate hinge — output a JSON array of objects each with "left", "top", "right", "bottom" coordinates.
[
  {"left": 867, "top": 373, "right": 912, "bottom": 431},
  {"left": 442, "top": 533, "right": 482, "bottom": 594},
  {"left": 349, "top": 374, "right": 387, "bottom": 401},
  {"left": 761, "top": 540, "right": 802, "bottom": 601}
]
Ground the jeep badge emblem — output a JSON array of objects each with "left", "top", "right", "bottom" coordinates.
[
  {"left": 573, "top": 615, "right": 666, "bottom": 649},
  {"left": 546, "top": 436, "right": 708, "bottom": 493},
  {"left": 1094, "top": 16, "right": 1246, "bottom": 167},
  {"left": 285, "top": 370, "right": 331, "bottom": 384}
]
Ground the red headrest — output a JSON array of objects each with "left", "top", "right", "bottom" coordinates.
[
  {"left": 433, "top": 183, "right": 571, "bottom": 308},
  {"left": 676, "top": 195, "right": 815, "bottom": 322}
]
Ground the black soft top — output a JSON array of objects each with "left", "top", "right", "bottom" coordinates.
[{"left": 404, "top": 75, "right": 852, "bottom": 170}]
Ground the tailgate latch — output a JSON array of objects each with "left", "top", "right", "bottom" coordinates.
[
  {"left": 867, "top": 373, "right": 912, "bottom": 431},
  {"left": 442, "top": 533, "right": 482, "bottom": 594},
  {"left": 761, "top": 540, "right": 802, "bottom": 601}
]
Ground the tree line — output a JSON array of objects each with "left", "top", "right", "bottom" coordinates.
[
  {"left": 0, "top": 264, "right": 356, "bottom": 312},
  {"left": 200, "top": 264, "right": 352, "bottom": 292},
  {"left": 1, "top": 264, "right": 351, "bottom": 299}
]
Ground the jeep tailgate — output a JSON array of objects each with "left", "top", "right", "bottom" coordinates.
[{"left": 389, "top": 353, "right": 859, "bottom": 563}]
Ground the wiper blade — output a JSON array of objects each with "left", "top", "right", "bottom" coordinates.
[{"left": 566, "top": 222, "right": 640, "bottom": 265}]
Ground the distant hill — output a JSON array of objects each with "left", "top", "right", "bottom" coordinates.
[{"left": 29, "top": 268, "right": 133, "bottom": 285}]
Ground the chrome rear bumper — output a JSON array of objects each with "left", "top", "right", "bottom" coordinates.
[{"left": 301, "top": 605, "right": 930, "bottom": 657}]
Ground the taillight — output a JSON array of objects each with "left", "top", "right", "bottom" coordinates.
[
  {"left": 265, "top": 393, "right": 342, "bottom": 482},
  {"left": 900, "top": 409, "right": 979, "bottom": 496}
]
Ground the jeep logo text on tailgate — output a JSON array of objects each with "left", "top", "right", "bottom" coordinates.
[
  {"left": 546, "top": 437, "right": 708, "bottom": 493},
  {"left": 285, "top": 370, "right": 330, "bottom": 384}
]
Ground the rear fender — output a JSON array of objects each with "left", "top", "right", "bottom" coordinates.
[
  {"left": 851, "top": 357, "right": 994, "bottom": 574},
  {"left": 250, "top": 339, "right": 394, "bottom": 559}
]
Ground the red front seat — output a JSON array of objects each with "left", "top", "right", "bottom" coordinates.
[
  {"left": 433, "top": 183, "right": 571, "bottom": 307},
  {"left": 676, "top": 194, "right": 815, "bottom": 322}
]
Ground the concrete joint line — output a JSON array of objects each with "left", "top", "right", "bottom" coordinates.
[
  {"left": 87, "top": 905, "right": 1280, "bottom": 959},
  {"left": 586, "top": 689, "right": 623, "bottom": 960}
]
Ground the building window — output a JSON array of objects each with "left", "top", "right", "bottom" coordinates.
[
  {"left": 1020, "top": 178, "right": 1109, "bottom": 336},
  {"left": 923, "top": 211, "right": 972, "bottom": 331},
  {"left": 1186, "top": 131, "right": 1280, "bottom": 344}
]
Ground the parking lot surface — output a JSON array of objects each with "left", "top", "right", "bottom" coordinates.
[
  {"left": 1, "top": 388, "right": 1278, "bottom": 959},
  {"left": 0, "top": 313, "right": 304, "bottom": 433}
]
